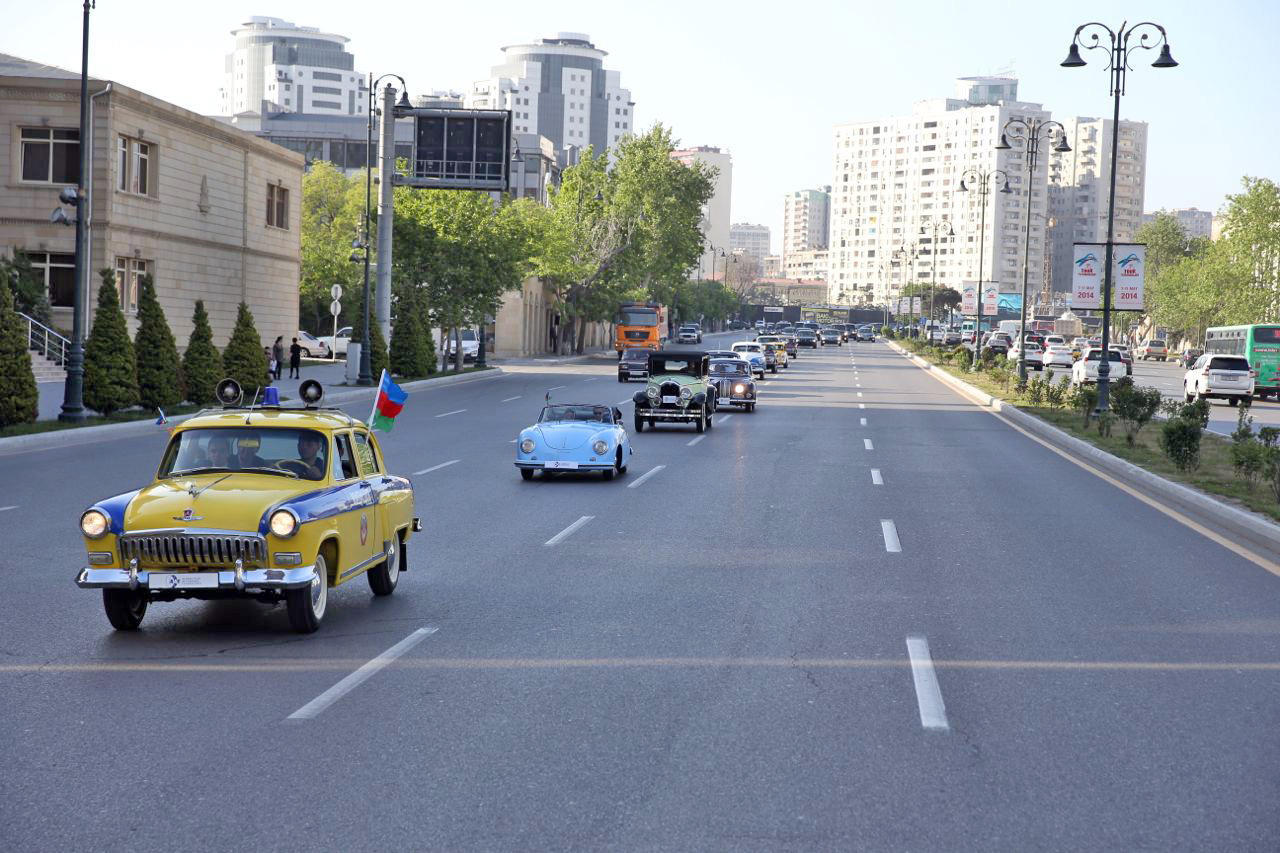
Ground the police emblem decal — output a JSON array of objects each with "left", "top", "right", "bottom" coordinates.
[
  {"left": 172, "top": 508, "right": 204, "bottom": 522},
  {"left": 360, "top": 513, "right": 368, "bottom": 545}
]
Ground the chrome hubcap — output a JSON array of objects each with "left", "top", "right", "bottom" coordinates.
[{"left": 311, "top": 556, "right": 328, "bottom": 619}]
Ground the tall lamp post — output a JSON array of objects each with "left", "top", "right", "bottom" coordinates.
[
  {"left": 957, "top": 167, "right": 1012, "bottom": 370},
  {"left": 996, "top": 118, "right": 1070, "bottom": 381},
  {"left": 895, "top": 242, "right": 921, "bottom": 336},
  {"left": 59, "top": 0, "right": 94, "bottom": 422},
  {"left": 1061, "top": 20, "right": 1177, "bottom": 410},
  {"left": 920, "top": 218, "right": 954, "bottom": 337}
]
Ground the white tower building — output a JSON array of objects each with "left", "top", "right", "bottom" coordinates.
[
  {"left": 672, "top": 146, "right": 733, "bottom": 280},
  {"left": 782, "top": 187, "right": 830, "bottom": 262},
  {"left": 220, "top": 17, "right": 365, "bottom": 116},
  {"left": 829, "top": 77, "right": 1051, "bottom": 308}
]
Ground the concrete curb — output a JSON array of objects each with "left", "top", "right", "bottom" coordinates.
[
  {"left": 0, "top": 367, "right": 506, "bottom": 458},
  {"left": 884, "top": 339, "right": 1280, "bottom": 561}
]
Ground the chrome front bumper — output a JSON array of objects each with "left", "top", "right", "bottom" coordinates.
[{"left": 76, "top": 563, "right": 318, "bottom": 592}]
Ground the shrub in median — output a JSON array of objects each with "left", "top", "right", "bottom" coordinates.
[
  {"left": 0, "top": 280, "right": 38, "bottom": 426},
  {"left": 1111, "top": 382, "right": 1163, "bottom": 447},
  {"left": 1159, "top": 417, "right": 1202, "bottom": 472},
  {"left": 182, "top": 300, "right": 223, "bottom": 406},
  {"left": 1071, "top": 383, "right": 1098, "bottom": 427},
  {"left": 83, "top": 269, "right": 139, "bottom": 417},
  {"left": 133, "top": 274, "right": 183, "bottom": 410}
]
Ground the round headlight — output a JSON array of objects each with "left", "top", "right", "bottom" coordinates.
[
  {"left": 592, "top": 440, "right": 608, "bottom": 455},
  {"left": 80, "top": 509, "right": 108, "bottom": 539},
  {"left": 734, "top": 383, "right": 746, "bottom": 394},
  {"left": 679, "top": 386, "right": 693, "bottom": 400},
  {"left": 646, "top": 385, "right": 659, "bottom": 398},
  {"left": 269, "top": 509, "right": 298, "bottom": 538},
  {"left": 520, "top": 438, "right": 536, "bottom": 453}
]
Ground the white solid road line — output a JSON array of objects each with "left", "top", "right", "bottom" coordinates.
[
  {"left": 548, "top": 385, "right": 566, "bottom": 391},
  {"left": 545, "top": 515, "right": 594, "bottom": 546},
  {"left": 627, "top": 464, "right": 666, "bottom": 489},
  {"left": 287, "top": 626, "right": 438, "bottom": 721},
  {"left": 718, "top": 414, "right": 733, "bottom": 424},
  {"left": 860, "top": 417, "right": 867, "bottom": 426},
  {"left": 871, "top": 468, "right": 884, "bottom": 485},
  {"left": 0, "top": 505, "right": 15, "bottom": 512},
  {"left": 501, "top": 395, "right": 522, "bottom": 402},
  {"left": 618, "top": 399, "right": 631, "bottom": 406},
  {"left": 413, "top": 459, "right": 460, "bottom": 476},
  {"left": 864, "top": 438, "right": 874, "bottom": 450},
  {"left": 881, "top": 519, "right": 901, "bottom": 553},
  {"left": 688, "top": 434, "right": 707, "bottom": 447},
  {"left": 906, "top": 635, "right": 950, "bottom": 732},
  {"left": 582, "top": 377, "right": 598, "bottom": 382},
  {"left": 435, "top": 409, "right": 466, "bottom": 418}
]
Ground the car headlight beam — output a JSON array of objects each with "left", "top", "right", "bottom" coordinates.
[
  {"left": 592, "top": 440, "right": 608, "bottom": 455},
  {"left": 269, "top": 509, "right": 298, "bottom": 539},
  {"left": 733, "top": 383, "right": 746, "bottom": 394},
  {"left": 520, "top": 438, "right": 536, "bottom": 453},
  {"left": 80, "top": 509, "right": 108, "bottom": 539}
]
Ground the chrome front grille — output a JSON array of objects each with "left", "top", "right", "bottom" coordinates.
[{"left": 119, "top": 531, "right": 267, "bottom": 568}]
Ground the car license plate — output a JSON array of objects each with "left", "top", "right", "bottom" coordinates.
[
  {"left": 662, "top": 395, "right": 679, "bottom": 404},
  {"left": 544, "top": 460, "right": 579, "bottom": 470},
  {"left": 718, "top": 397, "right": 732, "bottom": 405},
  {"left": 149, "top": 572, "right": 219, "bottom": 590}
]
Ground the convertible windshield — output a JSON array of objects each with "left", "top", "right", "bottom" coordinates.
[
  {"left": 651, "top": 358, "right": 696, "bottom": 375},
  {"left": 159, "top": 427, "right": 329, "bottom": 481},
  {"left": 540, "top": 405, "right": 612, "bottom": 423}
]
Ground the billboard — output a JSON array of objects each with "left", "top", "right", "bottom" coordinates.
[
  {"left": 1113, "top": 244, "right": 1146, "bottom": 310},
  {"left": 762, "top": 306, "right": 784, "bottom": 313},
  {"left": 961, "top": 282, "right": 977, "bottom": 314},
  {"left": 1071, "top": 244, "right": 1103, "bottom": 309},
  {"left": 402, "top": 108, "right": 511, "bottom": 191}
]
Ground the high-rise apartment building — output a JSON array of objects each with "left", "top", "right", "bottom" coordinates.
[
  {"left": 467, "top": 33, "right": 633, "bottom": 160},
  {"left": 829, "top": 77, "right": 1051, "bottom": 307},
  {"left": 1141, "top": 206, "right": 1212, "bottom": 239},
  {"left": 782, "top": 187, "right": 830, "bottom": 261},
  {"left": 730, "top": 223, "right": 771, "bottom": 264},
  {"left": 220, "top": 17, "right": 365, "bottom": 116},
  {"left": 1047, "top": 117, "right": 1148, "bottom": 294},
  {"left": 672, "top": 146, "right": 733, "bottom": 279}
]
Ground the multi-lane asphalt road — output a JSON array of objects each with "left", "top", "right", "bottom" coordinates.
[{"left": 3, "top": 333, "right": 1280, "bottom": 850}]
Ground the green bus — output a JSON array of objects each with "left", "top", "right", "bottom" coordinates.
[{"left": 1204, "top": 325, "right": 1280, "bottom": 399}]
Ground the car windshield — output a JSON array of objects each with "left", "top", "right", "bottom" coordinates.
[
  {"left": 651, "top": 357, "right": 697, "bottom": 376},
  {"left": 622, "top": 349, "right": 648, "bottom": 359},
  {"left": 710, "top": 361, "right": 748, "bottom": 375},
  {"left": 617, "top": 309, "right": 658, "bottom": 326},
  {"left": 159, "top": 427, "right": 328, "bottom": 481},
  {"left": 540, "top": 405, "right": 612, "bottom": 423},
  {"left": 734, "top": 344, "right": 761, "bottom": 352}
]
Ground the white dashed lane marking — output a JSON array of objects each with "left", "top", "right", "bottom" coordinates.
[
  {"left": 881, "top": 520, "right": 901, "bottom": 553},
  {"left": 501, "top": 396, "right": 522, "bottom": 402},
  {"left": 871, "top": 468, "right": 883, "bottom": 485},
  {"left": 718, "top": 414, "right": 733, "bottom": 424},
  {"left": 687, "top": 435, "right": 706, "bottom": 447},
  {"left": 627, "top": 465, "right": 665, "bottom": 489},
  {"left": 413, "top": 459, "right": 460, "bottom": 476},
  {"left": 0, "top": 506, "right": 15, "bottom": 512},
  {"left": 288, "top": 627, "right": 438, "bottom": 721},
  {"left": 860, "top": 417, "right": 867, "bottom": 426},
  {"left": 545, "top": 515, "right": 594, "bottom": 546},
  {"left": 906, "top": 635, "right": 950, "bottom": 732},
  {"left": 864, "top": 438, "right": 874, "bottom": 450},
  {"left": 435, "top": 409, "right": 466, "bottom": 418}
]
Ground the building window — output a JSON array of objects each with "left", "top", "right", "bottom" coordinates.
[
  {"left": 117, "top": 136, "right": 151, "bottom": 195},
  {"left": 114, "top": 257, "right": 149, "bottom": 314},
  {"left": 266, "top": 183, "right": 289, "bottom": 229},
  {"left": 21, "top": 251, "right": 76, "bottom": 308},
  {"left": 20, "top": 128, "right": 80, "bottom": 184}
]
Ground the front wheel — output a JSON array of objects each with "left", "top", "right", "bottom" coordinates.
[
  {"left": 286, "top": 552, "right": 328, "bottom": 633},
  {"left": 367, "top": 535, "right": 401, "bottom": 596},
  {"left": 102, "top": 589, "right": 147, "bottom": 631},
  {"left": 771, "top": 365, "right": 778, "bottom": 374},
  {"left": 300, "top": 348, "right": 312, "bottom": 358},
  {"left": 520, "top": 468, "right": 535, "bottom": 481},
  {"left": 634, "top": 415, "right": 645, "bottom": 433},
  {"left": 695, "top": 407, "right": 706, "bottom": 433}
]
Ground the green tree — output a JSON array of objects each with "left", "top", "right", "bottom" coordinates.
[
  {"left": 300, "top": 161, "right": 366, "bottom": 333},
  {"left": 182, "top": 300, "right": 223, "bottom": 406},
  {"left": 223, "top": 302, "right": 267, "bottom": 398},
  {"left": 389, "top": 290, "right": 432, "bottom": 379},
  {"left": 0, "top": 251, "right": 52, "bottom": 327},
  {"left": 133, "top": 273, "right": 183, "bottom": 410},
  {"left": 348, "top": 289, "right": 388, "bottom": 379},
  {"left": 83, "top": 270, "right": 139, "bottom": 416},
  {"left": 0, "top": 279, "right": 38, "bottom": 426}
]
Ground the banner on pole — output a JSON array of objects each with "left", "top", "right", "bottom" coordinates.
[
  {"left": 961, "top": 282, "right": 977, "bottom": 315},
  {"left": 897, "top": 297, "right": 910, "bottom": 313},
  {"left": 1113, "top": 244, "right": 1146, "bottom": 310},
  {"left": 1070, "top": 243, "right": 1103, "bottom": 309},
  {"left": 982, "top": 285, "right": 999, "bottom": 315},
  {"left": 912, "top": 297, "right": 922, "bottom": 313}
]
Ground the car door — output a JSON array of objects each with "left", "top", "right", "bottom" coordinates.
[
  {"left": 330, "top": 431, "right": 377, "bottom": 583},
  {"left": 352, "top": 430, "right": 393, "bottom": 570}
]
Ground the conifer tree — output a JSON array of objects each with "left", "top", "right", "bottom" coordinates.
[
  {"left": 133, "top": 273, "right": 183, "bottom": 410},
  {"left": 0, "top": 280, "right": 38, "bottom": 426},
  {"left": 181, "top": 300, "right": 223, "bottom": 405},
  {"left": 83, "top": 269, "right": 139, "bottom": 417},
  {"left": 389, "top": 291, "right": 431, "bottom": 379},
  {"left": 223, "top": 302, "right": 268, "bottom": 399}
]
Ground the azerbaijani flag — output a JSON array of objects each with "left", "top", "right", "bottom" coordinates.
[{"left": 369, "top": 370, "right": 407, "bottom": 432}]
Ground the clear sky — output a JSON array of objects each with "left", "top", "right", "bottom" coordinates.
[{"left": 4, "top": 0, "right": 1276, "bottom": 253}]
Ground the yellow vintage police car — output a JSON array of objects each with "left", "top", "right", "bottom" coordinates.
[{"left": 75, "top": 380, "right": 418, "bottom": 633}]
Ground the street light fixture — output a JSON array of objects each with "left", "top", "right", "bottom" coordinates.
[
  {"left": 919, "top": 218, "right": 954, "bottom": 338},
  {"left": 957, "top": 167, "right": 1012, "bottom": 370},
  {"left": 894, "top": 242, "right": 921, "bottom": 336},
  {"left": 997, "top": 116, "right": 1069, "bottom": 381},
  {"left": 1061, "top": 20, "right": 1177, "bottom": 411}
]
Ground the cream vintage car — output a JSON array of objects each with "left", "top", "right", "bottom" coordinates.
[{"left": 75, "top": 380, "right": 419, "bottom": 633}]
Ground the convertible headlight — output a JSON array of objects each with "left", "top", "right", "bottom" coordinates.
[
  {"left": 646, "top": 385, "right": 659, "bottom": 398},
  {"left": 520, "top": 438, "right": 536, "bottom": 453},
  {"left": 679, "top": 386, "right": 693, "bottom": 400},
  {"left": 80, "top": 509, "right": 108, "bottom": 539},
  {"left": 269, "top": 509, "right": 298, "bottom": 539},
  {"left": 592, "top": 440, "right": 608, "bottom": 455},
  {"left": 733, "top": 383, "right": 746, "bottom": 394}
]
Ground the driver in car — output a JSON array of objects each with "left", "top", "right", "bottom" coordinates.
[{"left": 293, "top": 433, "right": 327, "bottom": 480}]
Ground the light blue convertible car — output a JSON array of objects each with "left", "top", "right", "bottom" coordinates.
[{"left": 515, "top": 402, "right": 633, "bottom": 481}]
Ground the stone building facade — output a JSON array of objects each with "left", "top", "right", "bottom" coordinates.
[{"left": 1, "top": 54, "right": 302, "bottom": 351}]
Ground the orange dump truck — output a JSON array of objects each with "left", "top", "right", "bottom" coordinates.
[{"left": 614, "top": 302, "right": 667, "bottom": 355}]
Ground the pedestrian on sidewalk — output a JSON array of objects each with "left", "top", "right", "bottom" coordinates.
[
  {"left": 289, "top": 337, "right": 302, "bottom": 379},
  {"left": 263, "top": 346, "right": 275, "bottom": 386},
  {"left": 272, "top": 336, "right": 285, "bottom": 380}
]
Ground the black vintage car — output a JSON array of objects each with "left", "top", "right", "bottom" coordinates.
[
  {"left": 617, "top": 347, "right": 651, "bottom": 382},
  {"left": 632, "top": 351, "right": 716, "bottom": 433},
  {"left": 708, "top": 358, "right": 757, "bottom": 412},
  {"left": 796, "top": 329, "right": 819, "bottom": 348}
]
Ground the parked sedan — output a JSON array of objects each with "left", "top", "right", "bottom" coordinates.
[
  {"left": 327, "top": 326, "right": 352, "bottom": 358},
  {"left": 295, "top": 330, "right": 330, "bottom": 359},
  {"left": 1184, "top": 354, "right": 1254, "bottom": 407}
]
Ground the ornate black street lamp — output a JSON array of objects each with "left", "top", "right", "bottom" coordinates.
[
  {"left": 1061, "top": 21, "right": 1177, "bottom": 410},
  {"left": 957, "top": 167, "right": 1012, "bottom": 370},
  {"left": 996, "top": 118, "right": 1070, "bottom": 381},
  {"left": 920, "top": 218, "right": 954, "bottom": 338},
  {"left": 59, "top": 0, "right": 94, "bottom": 422}
]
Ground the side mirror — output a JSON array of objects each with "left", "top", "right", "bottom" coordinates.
[{"left": 613, "top": 407, "right": 623, "bottom": 423}]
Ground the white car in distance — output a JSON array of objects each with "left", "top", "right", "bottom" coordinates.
[
  {"left": 1184, "top": 354, "right": 1254, "bottom": 407},
  {"left": 1072, "top": 347, "right": 1126, "bottom": 386},
  {"left": 1043, "top": 345, "right": 1075, "bottom": 372},
  {"left": 1007, "top": 340, "right": 1044, "bottom": 371}
]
